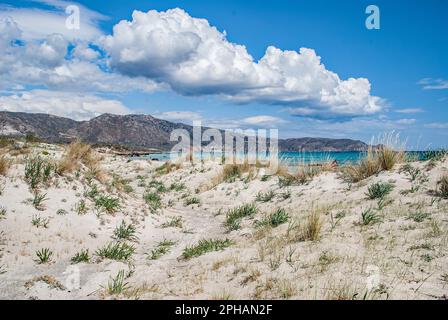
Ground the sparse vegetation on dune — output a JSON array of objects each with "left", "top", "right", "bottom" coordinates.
[
  {"left": 181, "top": 239, "right": 233, "bottom": 260},
  {"left": 1, "top": 139, "right": 448, "bottom": 300},
  {"left": 225, "top": 203, "right": 258, "bottom": 231},
  {"left": 71, "top": 249, "right": 90, "bottom": 264},
  {"left": 0, "top": 152, "right": 10, "bottom": 176},
  {"left": 149, "top": 239, "right": 176, "bottom": 260},
  {"left": 96, "top": 242, "right": 135, "bottom": 261},
  {"left": 366, "top": 182, "right": 394, "bottom": 199},
  {"left": 436, "top": 175, "right": 448, "bottom": 199},
  {"left": 57, "top": 140, "right": 105, "bottom": 182},
  {"left": 113, "top": 221, "right": 138, "bottom": 241},
  {"left": 24, "top": 156, "right": 54, "bottom": 189},
  {"left": 342, "top": 133, "right": 405, "bottom": 182}
]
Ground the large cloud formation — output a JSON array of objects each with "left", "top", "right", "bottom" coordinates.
[
  {"left": 0, "top": 15, "right": 159, "bottom": 93},
  {"left": 103, "top": 8, "right": 384, "bottom": 117}
]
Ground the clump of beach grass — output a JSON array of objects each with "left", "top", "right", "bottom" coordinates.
[
  {"left": 299, "top": 208, "right": 323, "bottom": 241},
  {"left": 361, "top": 208, "right": 382, "bottom": 225},
  {"left": 0, "top": 152, "right": 10, "bottom": 176},
  {"left": 256, "top": 208, "right": 289, "bottom": 228},
  {"left": 71, "top": 249, "right": 90, "bottom": 264},
  {"left": 343, "top": 132, "right": 405, "bottom": 182},
  {"left": 96, "top": 242, "right": 135, "bottom": 261},
  {"left": 57, "top": 140, "right": 105, "bottom": 182},
  {"left": 106, "top": 270, "right": 128, "bottom": 295},
  {"left": 24, "top": 156, "right": 54, "bottom": 189},
  {"left": 35, "top": 248, "right": 53, "bottom": 264},
  {"left": 225, "top": 203, "right": 258, "bottom": 231},
  {"left": 113, "top": 220, "right": 138, "bottom": 241},
  {"left": 149, "top": 239, "right": 176, "bottom": 260},
  {"left": 366, "top": 182, "right": 394, "bottom": 199},
  {"left": 184, "top": 197, "right": 200, "bottom": 206},
  {"left": 94, "top": 195, "right": 120, "bottom": 214},
  {"left": 436, "top": 175, "right": 448, "bottom": 199},
  {"left": 181, "top": 239, "right": 233, "bottom": 260},
  {"left": 161, "top": 216, "right": 183, "bottom": 229},
  {"left": 255, "top": 190, "right": 275, "bottom": 202},
  {"left": 143, "top": 192, "right": 161, "bottom": 211}
]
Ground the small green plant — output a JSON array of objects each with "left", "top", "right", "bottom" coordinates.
[
  {"left": 256, "top": 208, "right": 289, "bottom": 228},
  {"left": 75, "top": 199, "right": 87, "bottom": 215},
  {"left": 361, "top": 208, "right": 382, "bottom": 225},
  {"left": 106, "top": 270, "right": 128, "bottom": 295},
  {"left": 400, "top": 164, "right": 421, "bottom": 182},
  {"left": 94, "top": 195, "right": 120, "bottom": 213},
  {"left": 25, "top": 156, "right": 53, "bottom": 189},
  {"left": 261, "top": 175, "right": 270, "bottom": 182},
  {"left": 32, "top": 192, "right": 48, "bottom": 210},
  {"left": 0, "top": 206, "right": 6, "bottom": 219},
  {"left": 255, "top": 190, "right": 275, "bottom": 203},
  {"left": 366, "top": 182, "right": 393, "bottom": 199},
  {"left": 184, "top": 197, "right": 200, "bottom": 206},
  {"left": 71, "top": 249, "right": 90, "bottom": 264},
  {"left": 36, "top": 248, "right": 53, "bottom": 264},
  {"left": 170, "top": 182, "right": 186, "bottom": 192},
  {"left": 84, "top": 184, "right": 99, "bottom": 199},
  {"left": 96, "top": 242, "right": 135, "bottom": 261},
  {"left": 31, "top": 214, "right": 49, "bottom": 228},
  {"left": 436, "top": 175, "right": 448, "bottom": 199},
  {"left": 161, "top": 216, "right": 183, "bottom": 229},
  {"left": 113, "top": 221, "right": 138, "bottom": 241},
  {"left": 149, "top": 239, "right": 176, "bottom": 260},
  {"left": 143, "top": 192, "right": 161, "bottom": 211},
  {"left": 56, "top": 209, "right": 68, "bottom": 215},
  {"left": 148, "top": 180, "right": 167, "bottom": 193},
  {"left": 225, "top": 203, "right": 258, "bottom": 231},
  {"left": 181, "top": 239, "right": 233, "bottom": 260},
  {"left": 407, "top": 211, "right": 430, "bottom": 223},
  {"left": 278, "top": 175, "right": 296, "bottom": 188}
]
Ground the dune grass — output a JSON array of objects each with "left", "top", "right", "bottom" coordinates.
[
  {"left": 366, "top": 182, "right": 394, "bottom": 199},
  {"left": 57, "top": 140, "right": 104, "bottom": 181},
  {"left": 96, "top": 242, "right": 135, "bottom": 261},
  {"left": 225, "top": 203, "right": 258, "bottom": 231},
  {"left": 0, "top": 152, "right": 10, "bottom": 176},
  {"left": 343, "top": 133, "right": 405, "bottom": 183},
  {"left": 181, "top": 239, "right": 233, "bottom": 260},
  {"left": 256, "top": 208, "right": 289, "bottom": 228},
  {"left": 113, "top": 221, "right": 138, "bottom": 241},
  {"left": 149, "top": 239, "right": 176, "bottom": 260},
  {"left": 436, "top": 175, "right": 448, "bottom": 199},
  {"left": 24, "top": 156, "right": 54, "bottom": 189},
  {"left": 71, "top": 249, "right": 90, "bottom": 264}
]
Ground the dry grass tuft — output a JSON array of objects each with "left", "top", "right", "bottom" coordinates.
[
  {"left": 0, "top": 152, "right": 11, "bottom": 176},
  {"left": 342, "top": 132, "right": 405, "bottom": 182},
  {"left": 436, "top": 175, "right": 448, "bottom": 199},
  {"left": 300, "top": 208, "right": 323, "bottom": 241},
  {"left": 57, "top": 140, "right": 105, "bottom": 181}
]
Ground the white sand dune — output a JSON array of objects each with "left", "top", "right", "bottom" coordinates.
[{"left": 0, "top": 142, "right": 447, "bottom": 300}]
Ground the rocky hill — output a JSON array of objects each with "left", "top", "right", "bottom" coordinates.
[{"left": 0, "top": 111, "right": 369, "bottom": 151}]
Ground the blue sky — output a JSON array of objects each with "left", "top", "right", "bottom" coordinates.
[{"left": 0, "top": 0, "right": 447, "bottom": 148}]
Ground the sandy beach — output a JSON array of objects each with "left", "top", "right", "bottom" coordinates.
[{"left": 0, "top": 141, "right": 447, "bottom": 300}]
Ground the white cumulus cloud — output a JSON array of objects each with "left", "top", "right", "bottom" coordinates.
[
  {"left": 0, "top": 90, "right": 131, "bottom": 120},
  {"left": 102, "top": 8, "right": 384, "bottom": 117}
]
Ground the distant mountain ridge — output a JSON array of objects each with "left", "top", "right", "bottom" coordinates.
[{"left": 0, "top": 111, "right": 370, "bottom": 152}]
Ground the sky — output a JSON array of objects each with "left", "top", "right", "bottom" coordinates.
[{"left": 0, "top": 0, "right": 447, "bottom": 148}]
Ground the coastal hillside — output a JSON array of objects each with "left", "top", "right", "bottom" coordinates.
[
  {"left": 0, "top": 111, "right": 369, "bottom": 152},
  {"left": 0, "top": 140, "right": 447, "bottom": 299}
]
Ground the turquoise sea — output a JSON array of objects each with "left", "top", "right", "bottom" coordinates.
[{"left": 140, "top": 151, "right": 428, "bottom": 164}]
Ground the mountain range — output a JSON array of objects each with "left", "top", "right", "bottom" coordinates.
[{"left": 0, "top": 111, "right": 369, "bottom": 152}]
